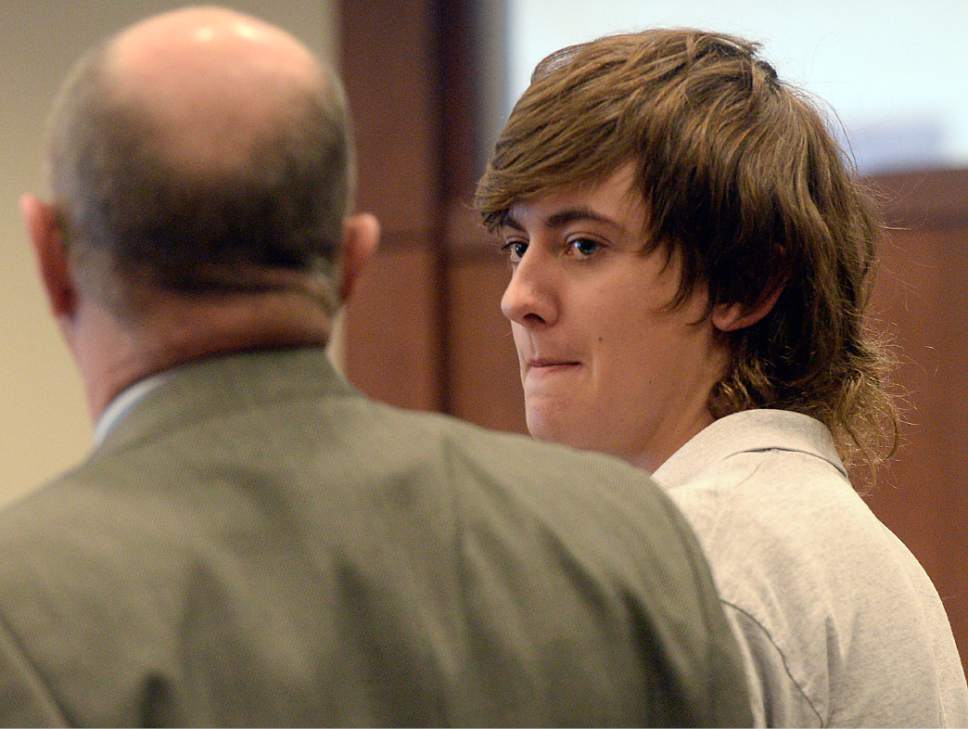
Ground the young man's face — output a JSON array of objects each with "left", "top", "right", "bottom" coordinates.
[{"left": 499, "top": 165, "right": 729, "bottom": 472}]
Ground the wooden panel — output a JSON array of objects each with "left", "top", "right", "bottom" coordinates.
[
  {"left": 343, "top": 244, "right": 442, "bottom": 411},
  {"left": 340, "top": 0, "right": 439, "bottom": 232},
  {"left": 865, "top": 225, "right": 968, "bottom": 673},
  {"left": 874, "top": 168, "right": 968, "bottom": 230},
  {"left": 339, "top": 0, "right": 446, "bottom": 411},
  {"left": 448, "top": 255, "right": 527, "bottom": 433}
]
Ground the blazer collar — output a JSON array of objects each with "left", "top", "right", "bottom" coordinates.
[{"left": 94, "top": 347, "right": 356, "bottom": 457}]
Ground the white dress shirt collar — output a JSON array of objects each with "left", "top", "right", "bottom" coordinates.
[{"left": 92, "top": 372, "right": 172, "bottom": 447}]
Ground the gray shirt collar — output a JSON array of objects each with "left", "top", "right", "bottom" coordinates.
[{"left": 652, "top": 409, "right": 847, "bottom": 489}]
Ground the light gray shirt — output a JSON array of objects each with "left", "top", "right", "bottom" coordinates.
[{"left": 654, "top": 409, "right": 968, "bottom": 727}]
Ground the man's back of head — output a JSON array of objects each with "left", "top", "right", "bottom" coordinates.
[
  {"left": 24, "top": 6, "right": 379, "bottom": 420},
  {"left": 47, "top": 7, "right": 349, "bottom": 314}
]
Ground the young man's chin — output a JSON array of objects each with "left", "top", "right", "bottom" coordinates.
[{"left": 527, "top": 410, "right": 590, "bottom": 451}]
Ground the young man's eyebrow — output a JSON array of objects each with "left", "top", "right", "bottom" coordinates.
[
  {"left": 501, "top": 207, "right": 624, "bottom": 233},
  {"left": 500, "top": 213, "right": 526, "bottom": 232},
  {"left": 544, "top": 206, "right": 622, "bottom": 231}
]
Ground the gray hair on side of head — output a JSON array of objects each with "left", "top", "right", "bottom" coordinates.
[{"left": 45, "top": 39, "right": 355, "bottom": 319}]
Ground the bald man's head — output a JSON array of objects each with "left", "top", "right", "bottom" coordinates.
[
  {"left": 108, "top": 7, "right": 325, "bottom": 171},
  {"left": 47, "top": 6, "right": 352, "bottom": 316}
]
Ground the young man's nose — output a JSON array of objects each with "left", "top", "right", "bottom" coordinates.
[{"left": 500, "top": 256, "right": 559, "bottom": 328}]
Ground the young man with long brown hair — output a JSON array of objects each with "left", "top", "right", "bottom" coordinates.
[{"left": 477, "top": 28, "right": 968, "bottom": 726}]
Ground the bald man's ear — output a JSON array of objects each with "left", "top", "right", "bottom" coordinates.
[
  {"left": 711, "top": 285, "right": 784, "bottom": 333},
  {"left": 20, "top": 195, "right": 76, "bottom": 319},
  {"left": 339, "top": 213, "right": 380, "bottom": 303}
]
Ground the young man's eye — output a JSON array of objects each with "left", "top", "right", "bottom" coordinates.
[
  {"left": 501, "top": 240, "right": 529, "bottom": 262},
  {"left": 570, "top": 238, "right": 601, "bottom": 257}
]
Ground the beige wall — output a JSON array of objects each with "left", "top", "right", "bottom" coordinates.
[{"left": 0, "top": 1, "right": 337, "bottom": 504}]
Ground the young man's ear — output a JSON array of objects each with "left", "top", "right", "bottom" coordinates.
[
  {"left": 711, "top": 284, "right": 784, "bottom": 333},
  {"left": 339, "top": 212, "right": 380, "bottom": 303},
  {"left": 20, "top": 194, "right": 76, "bottom": 318}
]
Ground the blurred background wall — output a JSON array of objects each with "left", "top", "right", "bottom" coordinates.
[{"left": 2, "top": 0, "right": 964, "bottom": 674}]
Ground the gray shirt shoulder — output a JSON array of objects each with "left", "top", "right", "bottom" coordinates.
[{"left": 654, "top": 409, "right": 968, "bottom": 727}]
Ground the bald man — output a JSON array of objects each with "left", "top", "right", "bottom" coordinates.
[{"left": 4, "top": 7, "right": 752, "bottom": 726}]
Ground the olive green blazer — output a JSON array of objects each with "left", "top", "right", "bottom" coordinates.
[{"left": 0, "top": 348, "right": 750, "bottom": 726}]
